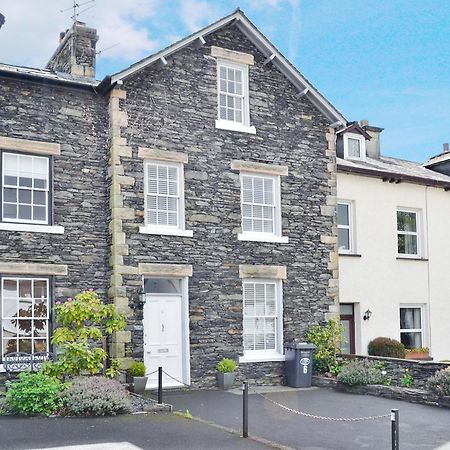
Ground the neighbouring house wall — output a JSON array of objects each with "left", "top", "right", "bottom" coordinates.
[
  {"left": 337, "top": 171, "right": 450, "bottom": 361},
  {"left": 0, "top": 77, "right": 110, "bottom": 301},
  {"left": 110, "top": 23, "right": 339, "bottom": 386}
]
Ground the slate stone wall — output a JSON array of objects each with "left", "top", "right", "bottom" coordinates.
[
  {"left": 0, "top": 77, "right": 110, "bottom": 301},
  {"left": 118, "top": 24, "right": 337, "bottom": 386}
]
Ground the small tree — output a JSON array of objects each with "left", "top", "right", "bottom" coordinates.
[
  {"left": 47, "top": 289, "right": 126, "bottom": 378},
  {"left": 305, "top": 319, "right": 344, "bottom": 374}
]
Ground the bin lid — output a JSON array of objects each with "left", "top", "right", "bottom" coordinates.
[{"left": 284, "top": 342, "right": 316, "bottom": 350}]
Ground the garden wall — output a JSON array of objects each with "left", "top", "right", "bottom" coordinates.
[{"left": 341, "top": 354, "right": 450, "bottom": 389}]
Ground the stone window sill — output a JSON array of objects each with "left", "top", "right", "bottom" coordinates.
[
  {"left": 339, "top": 253, "right": 362, "bottom": 257},
  {"left": 239, "top": 353, "right": 285, "bottom": 363},
  {"left": 139, "top": 226, "right": 193, "bottom": 237},
  {"left": 215, "top": 120, "right": 256, "bottom": 135},
  {"left": 238, "top": 232, "right": 289, "bottom": 244},
  {"left": 0, "top": 223, "right": 64, "bottom": 234},
  {"left": 396, "top": 256, "right": 428, "bottom": 261}
]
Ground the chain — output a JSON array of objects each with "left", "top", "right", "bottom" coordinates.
[
  {"left": 161, "top": 369, "right": 191, "bottom": 387},
  {"left": 250, "top": 387, "right": 390, "bottom": 422},
  {"left": 145, "top": 369, "right": 159, "bottom": 376}
]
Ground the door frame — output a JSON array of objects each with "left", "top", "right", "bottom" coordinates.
[
  {"left": 340, "top": 303, "right": 356, "bottom": 354},
  {"left": 143, "top": 276, "right": 191, "bottom": 387}
]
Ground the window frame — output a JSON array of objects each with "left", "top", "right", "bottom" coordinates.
[
  {"left": 0, "top": 276, "right": 51, "bottom": 364},
  {"left": 215, "top": 59, "right": 255, "bottom": 134},
  {"left": 0, "top": 151, "right": 52, "bottom": 226},
  {"left": 240, "top": 278, "right": 284, "bottom": 363},
  {"left": 337, "top": 200, "right": 354, "bottom": 254},
  {"left": 397, "top": 208, "right": 421, "bottom": 258},
  {"left": 142, "top": 160, "right": 190, "bottom": 236},
  {"left": 343, "top": 133, "right": 366, "bottom": 161},
  {"left": 399, "top": 305, "right": 425, "bottom": 349},
  {"left": 238, "top": 172, "right": 287, "bottom": 243}
]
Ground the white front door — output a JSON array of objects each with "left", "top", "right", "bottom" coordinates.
[{"left": 143, "top": 294, "right": 185, "bottom": 388}]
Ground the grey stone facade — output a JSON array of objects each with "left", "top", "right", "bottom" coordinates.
[{"left": 0, "top": 13, "right": 339, "bottom": 387}]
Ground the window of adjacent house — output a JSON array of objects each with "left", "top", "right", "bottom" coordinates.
[
  {"left": 144, "top": 161, "right": 184, "bottom": 231},
  {"left": 343, "top": 133, "right": 366, "bottom": 160},
  {"left": 397, "top": 209, "right": 420, "bottom": 256},
  {"left": 217, "top": 60, "right": 249, "bottom": 126},
  {"left": 242, "top": 280, "right": 283, "bottom": 357},
  {"left": 1, "top": 277, "right": 50, "bottom": 360},
  {"left": 400, "top": 307, "right": 423, "bottom": 349},
  {"left": 337, "top": 201, "right": 353, "bottom": 253},
  {"left": 241, "top": 173, "right": 280, "bottom": 236},
  {"left": 1, "top": 152, "right": 50, "bottom": 224}
]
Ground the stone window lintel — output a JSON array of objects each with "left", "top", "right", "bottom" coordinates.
[
  {"left": 138, "top": 263, "right": 193, "bottom": 278},
  {"left": 239, "top": 264, "right": 287, "bottom": 280},
  {"left": 231, "top": 160, "right": 288, "bottom": 177},
  {"left": 0, "top": 262, "right": 68, "bottom": 276},
  {"left": 138, "top": 147, "right": 188, "bottom": 164},
  {"left": 0, "top": 136, "right": 61, "bottom": 156},
  {"left": 211, "top": 46, "right": 255, "bottom": 66}
]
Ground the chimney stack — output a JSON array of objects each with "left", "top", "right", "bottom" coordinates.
[
  {"left": 46, "top": 21, "right": 99, "bottom": 79},
  {"left": 360, "top": 119, "right": 384, "bottom": 159},
  {"left": 443, "top": 143, "right": 449, "bottom": 153}
]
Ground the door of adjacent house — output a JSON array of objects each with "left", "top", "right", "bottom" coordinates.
[
  {"left": 143, "top": 278, "right": 189, "bottom": 389},
  {"left": 340, "top": 303, "right": 355, "bottom": 354}
]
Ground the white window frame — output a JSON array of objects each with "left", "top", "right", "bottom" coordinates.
[
  {"left": 337, "top": 200, "right": 355, "bottom": 254},
  {"left": 238, "top": 172, "right": 288, "bottom": 244},
  {"left": 140, "top": 160, "right": 193, "bottom": 237},
  {"left": 1, "top": 152, "right": 50, "bottom": 225},
  {"left": 215, "top": 59, "right": 256, "bottom": 135},
  {"left": 239, "top": 278, "right": 284, "bottom": 363},
  {"left": 397, "top": 208, "right": 421, "bottom": 258},
  {"left": 0, "top": 276, "right": 50, "bottom": 363},
  {"left": 343, "top": 133, "right": 366, "bottom": 161},
  {"left": 399, "top": 305, "right": 426, "bottom": 349}
]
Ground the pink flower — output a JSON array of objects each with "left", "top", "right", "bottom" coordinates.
[
  {"left": 55, "top": 301, "right": 61, "bottom": 305},
  {"left": 89, "top": 288, "right": 94, "bottom": 292},
  {"left": 67, "top": 297, "right": 72, "bottom": 301},
  {"left": 66, "top": 303, "right": 72, "bottom": 308}
]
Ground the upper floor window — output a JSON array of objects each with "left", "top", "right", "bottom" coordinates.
[
  {"left": 337, "top": 201, "right": 354, "bottom": 253},
  {"left": 397, "top": 209, "right": 420, "bottom": 257},
  {"left": 1, "top": 152, "right": 50, "bottom": 225},
  {"left": 1, "top": 277, "right": 50, "bottom": 359},
  {"left": 242, "top": 279, "right": 283, "bottom": 359},
  {"left": 344, "top": 133, "right": 366, "bottom": 161}
]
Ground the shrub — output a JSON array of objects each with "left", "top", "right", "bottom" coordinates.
[
  {"left": 47, "top": 289, "right": 126, "bottom": 378},
  {"left": 402, "top": 369, "right": 414, "bottom": 388},
  {"left": 368, "top": 337, "right": 405, "bottom": 359},
  {"left": 128, "top": 361, "right": 146, "bottom": 377},
  {"left": 0, "top": 395, "right": 11, "bottom": 416},
  {"left": 337, "top": 359, "right": 387, "bottom": 386},
  {"left": 62, "top": 376, "right": 132, "bottom": 416},
  {"left": 305, "top": 320, "right": 344, "bottom": 373},
  {"left": 6, "top": 372, "right": 63, "bottom": 416},
  {"left": 427, "top": 368, "right": 450, "bottom": 397},
  {"left": 216, "top": 358, "right": 237, "bottom": 373}
]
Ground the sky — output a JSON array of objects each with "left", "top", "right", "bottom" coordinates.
[{"left": 0, "top": 0, "right": 449, "bottom": 163}]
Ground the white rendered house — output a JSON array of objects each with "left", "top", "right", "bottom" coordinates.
[{"left": 337, "top": 121, "right": 450, "bottom": 361}]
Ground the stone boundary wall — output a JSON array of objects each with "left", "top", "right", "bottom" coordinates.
[{"left": 341, "top": 354, "right": 450, "bottom": 389}]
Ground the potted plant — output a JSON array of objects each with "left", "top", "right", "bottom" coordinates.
[
  {"left": 216, "top": 358, "right": 237, "bottom": 390},
  {"left": 128, "top": 361, "right": 147, "bottom": 393},
  {"left": 405, "top": 347, "right": 431, "bottom": 360}
]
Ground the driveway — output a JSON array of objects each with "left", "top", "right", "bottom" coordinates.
[{"left": 163, "top": 386, "right": 450, "bottom": 450}]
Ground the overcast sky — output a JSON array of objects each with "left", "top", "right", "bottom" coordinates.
[{"left": 0, "top": 0, "right": 449, "bottom": 163}]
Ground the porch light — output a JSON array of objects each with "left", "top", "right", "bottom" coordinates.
[{"left": 363, "top": 309, "right": 372, "bottom": 321}]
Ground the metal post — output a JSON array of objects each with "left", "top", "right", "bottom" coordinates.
[
  {"left": 243, "top": 381, "right": 249, "bottom": 438},
  {"left": 158, "top": 366, "right": 163, "bottom": 404},
  {"left": 391, "top": 409, "right": 399, "bottom": 450}
]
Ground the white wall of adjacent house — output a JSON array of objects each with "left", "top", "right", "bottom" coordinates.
[{"left": 337, "top": 171, "right": 450, "bottom": 361}]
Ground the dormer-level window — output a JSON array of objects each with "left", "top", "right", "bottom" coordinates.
[{"left": 344, "top": 133, "right": 366, "bottom": 161}]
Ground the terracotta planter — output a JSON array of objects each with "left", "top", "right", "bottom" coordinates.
[{"left": 405, "top": 352, "right": 430, "bottom": 360}]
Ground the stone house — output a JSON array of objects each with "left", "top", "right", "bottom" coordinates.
[{"left": 0, "top": 10, "right": 344, "bottom": 387}]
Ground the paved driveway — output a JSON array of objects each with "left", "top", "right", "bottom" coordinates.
[{"left": 164, "top": 386, "right": 450, "bottom": 450}]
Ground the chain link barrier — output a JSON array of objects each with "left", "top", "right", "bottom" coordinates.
[
  {"left": 250, "top": 386, "right": 391, "bottom": 422},
  {"left": 161, "top": 369, "right": 191, "bottom": 387}
]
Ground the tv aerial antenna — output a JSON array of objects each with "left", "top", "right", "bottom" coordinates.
[{"left": 60, "top": 0, "right": 96, "bottom": 22}]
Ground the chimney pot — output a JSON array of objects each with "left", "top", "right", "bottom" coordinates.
[
  {"left": 360, "top": 119, "right": 369, "bottom": 127},
  {"left": 443, "top": 143, "right": 449, "bottom": 152}
]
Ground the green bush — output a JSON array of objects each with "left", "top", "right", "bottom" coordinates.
[
  {"left": 128, "top": 361, "right": 146, "bottom": 377},
  {"left": 6, "top": 372, "right": 63, "bottom": 416},
  {"left": 337, "top": 359, "right": 387, "bottom": 386},
  {"left": 368, "top": 337, "right": 405, "bottom": 359},
  {"left": 61, "top": 376, "right": 132, "bottom": 416},
  {"left": 216, "top": 358, "right": 237, "bottom": 373},
  {"left": 427, "top": 368, "right": 450, "bottom": 397},
  {"left": 305, "top": 320, "right": 344, "bottom": 373},
  {"left": 0, "top": 395, "right": 11, "bottom": 416}
]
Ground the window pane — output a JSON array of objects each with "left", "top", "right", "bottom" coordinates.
[
  {"left": 18, "top": 205, "right": 32, "bottom": 220},
  {"left": 338, "top": 228, "right": 350, "bottom": 251},
  {"left": 400, "top": 308, "right": 421, "bottom": 329},
  {"left": 18, "top": 189, "right": 32, "bottom": 204},
  {"left": 33, "top": 191, "right": 46, "bottom": 205},
  {"left": 337, "top": 203, "right": 349, "bottom": 226},
  {"left": 400, "top": 332, "right": 422, "bottom": 349},
  {"left": 4, "top": 188, "right": 17, "bottom": 202},
  {"left": 398, "top": 234, "right": 417, "bottom": 254},
  {"left": 144, "top": 278, "right": 181, "bottom": 294},
  {"left": 397, "top": 211, "right": 417, "bottom": 232},
  {"left": 2, "top": 319, "right": 17, "bottom": 338},
  {"left": 33, "top": 206, "right": 46, "bottom": 221},
  {"left": 347, "top": 138, "right": 361, "bottom": 158},
  {"left": 18, "top": 339, "right": 32, "bottom": 353},
  {"left": 3, "top": 203, "right": 17, "bottom": 219}
]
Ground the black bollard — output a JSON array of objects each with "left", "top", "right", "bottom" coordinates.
[
  {"left": 158, "top": 366, "right": 163, "bottom": 404},
  {"left": 391, "top": 409, "right": 399, "bottom": 450},
  {"left": 243, "top": 381, "right": 249, "bottom": 438}
]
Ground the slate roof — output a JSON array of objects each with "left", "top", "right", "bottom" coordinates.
[{"left": 337, "top": 155, "right": 450, "bottom": 189}]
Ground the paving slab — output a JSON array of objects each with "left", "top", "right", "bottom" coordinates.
[{"left": 164, "top": 386, "right": 450, "bottom": 450}]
